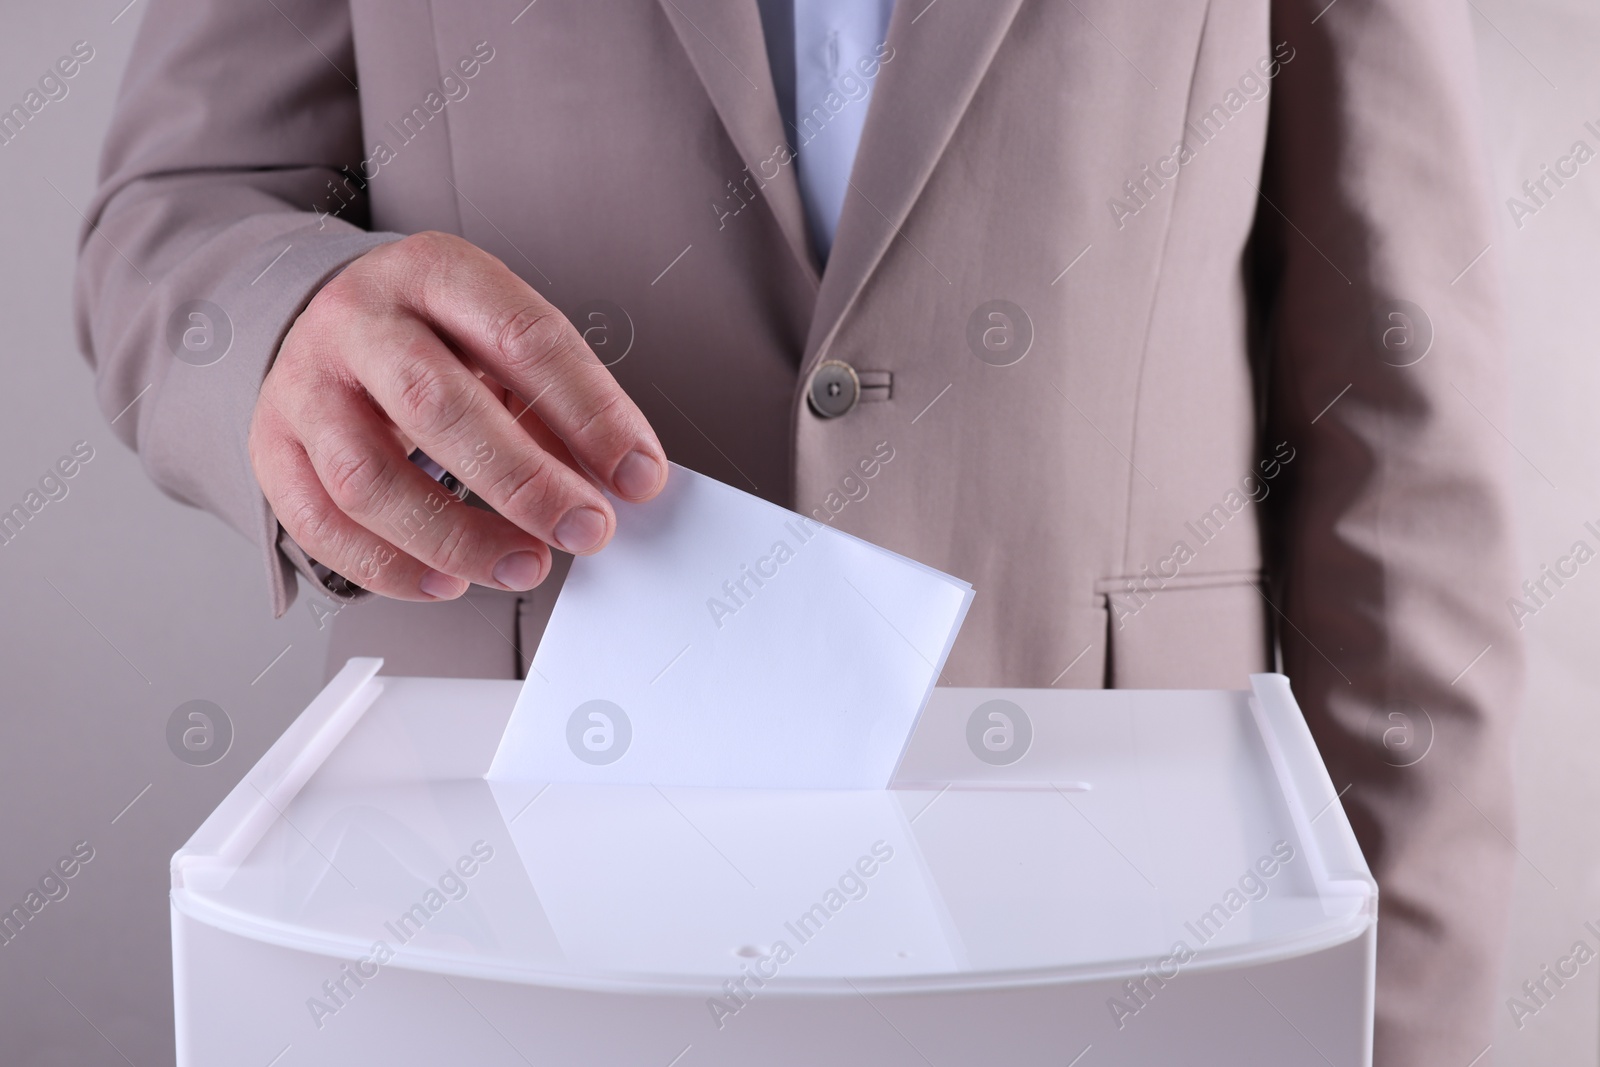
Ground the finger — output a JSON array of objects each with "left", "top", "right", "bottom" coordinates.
[
  {"left": 252, "top": 419, "right": 466, "bottom": 602},
  {"left": 289, "top": 383, "right": 557, "bottom": 591},
  {"left": 348, "top": 317, "right": 622, "bottom": 556},
  {"left": 397, "top": 233, "right": 667, "bottom": 502}
]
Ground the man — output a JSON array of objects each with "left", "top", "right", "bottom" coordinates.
[{"left": 75, "top": 0, "right": 1519, "bottom": 1063}]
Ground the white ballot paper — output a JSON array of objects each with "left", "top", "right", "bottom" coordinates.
[{"left": 487, "top": 463, "right": 974, "bottom": 789}]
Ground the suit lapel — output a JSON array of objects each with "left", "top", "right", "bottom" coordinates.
[
  {"left": 803, "top": 0, "right": 1026, "bottom": 367},
  {"left": 656, "top": 0, "right": 821, "bottom": 288}
]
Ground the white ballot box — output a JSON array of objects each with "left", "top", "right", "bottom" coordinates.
[{"left": 171, "top": 659, "right": 1375, "bottom": 1066}]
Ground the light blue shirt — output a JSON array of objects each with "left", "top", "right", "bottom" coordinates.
[{"left": 761, "top": 0, "right": 895, "bottom": 264}]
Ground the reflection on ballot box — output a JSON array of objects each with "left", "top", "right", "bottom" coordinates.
[{"left": 171, "top": 660, "right": 1375, "bottom": 1066}]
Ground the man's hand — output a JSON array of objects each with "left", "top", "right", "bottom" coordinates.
[{"left": 249, "top": 231, "right": 667, "bottom": 601}]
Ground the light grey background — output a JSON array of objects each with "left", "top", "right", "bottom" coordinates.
[{"left": 0, "top": 2, "right": 1596, "bottom": 1064}]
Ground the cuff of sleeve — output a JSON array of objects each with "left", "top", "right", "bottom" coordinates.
[
  {"left": 133, "top": 220, "right": 403, "bottom": 619},
  {"left": 273, "top": 522, "right": 374, "bottom": 615}
]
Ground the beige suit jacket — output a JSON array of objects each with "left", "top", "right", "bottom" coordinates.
[{"left": 77, "top": 2, "right": 1520, "bottom": 1063}]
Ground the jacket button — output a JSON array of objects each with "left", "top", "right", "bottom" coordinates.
[{"left": 807, "top": 360, "right": 860, "bottom": 418}]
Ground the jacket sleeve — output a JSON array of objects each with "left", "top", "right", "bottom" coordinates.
[
  {"left": 74, "top": 0, "right": 401, "bottom": 617},
  {"left": 1264, "top": 0, "right": 1521, "bottom": 1059}
]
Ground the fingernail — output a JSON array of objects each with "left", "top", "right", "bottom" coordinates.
[
  {"left": 613, "top": 451, "right": 664, "bottom": 499},
  {"left": 554, "top": 506, "right": 607, "bottom": 554},
  {"left": 420, "top": 569, "right": 465, "bottom": 600},
  {"left": 493, "top": 550, "right": 544, "bottom": 591}
]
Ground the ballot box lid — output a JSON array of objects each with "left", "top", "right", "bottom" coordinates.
[{"left": 171, "top": 660, "right": 1374, "bottom": 995}]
